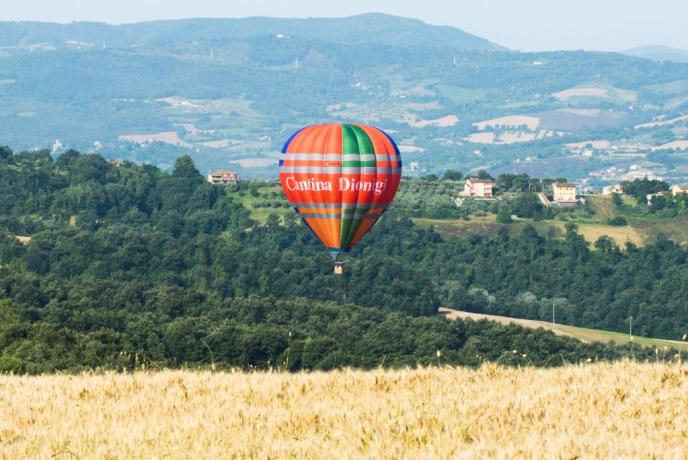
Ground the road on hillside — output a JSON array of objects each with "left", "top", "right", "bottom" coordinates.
[
  {"left": 439, "top": 307, "right": 585, "bottom": 341},
  {"left": 440, "top": 307, "right": 688, "bottom": 351}
]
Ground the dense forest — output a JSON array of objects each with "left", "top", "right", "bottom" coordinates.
[{"left": 0, "top": 147, "right": 679, "bottom": 373}]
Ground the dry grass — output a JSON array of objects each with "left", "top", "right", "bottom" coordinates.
[
  {"left": 2, "top": 363, "right": 688, "bottom": 458},
  {"left": 575, "top": 223, "right": 644, "bottom": 247}
]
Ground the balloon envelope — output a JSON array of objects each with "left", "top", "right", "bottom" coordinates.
[{"left": 279, "top": 123, "right": 402, "bottom": 255}]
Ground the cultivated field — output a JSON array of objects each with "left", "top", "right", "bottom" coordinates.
[
  {"left": 2, "top": 363, "right": 687, "bottom": 458},
  {"left": 574, "top": 222, "right": 644, "bottom": 246},
  {"left": 553, "top": 86, "right": 637, "bottom": 102}
]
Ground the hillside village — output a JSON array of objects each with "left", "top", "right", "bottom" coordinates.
[
  {"left": 212, "top": 163, "right": 688, "bottom": 252},
  {"left": 456, "top": 171, "right": 688, "bottom": 207}
]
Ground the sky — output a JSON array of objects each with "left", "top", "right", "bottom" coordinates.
[{"left": 2, "top": 0, "right": 687, "bottom": 52}]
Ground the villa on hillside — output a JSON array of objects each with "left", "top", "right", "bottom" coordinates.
[
  {"left": 552, "top": 182, "right": 577, "bottom": 205},
  {"left": 460, "top": 178, "right": 495, "bottom": 199},
  {"left": 672, "top": 184, "right": 688, "bottom": 195},
  {"left": 207, "top": 170, "right": 238, "bottom": 185}
]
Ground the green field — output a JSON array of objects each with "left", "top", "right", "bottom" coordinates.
[
  {"left": 434, "top": 84, "right": 484, "bottom": 104},
  {"left": 230, "top": 183, "right": 291, "bottom": 223}
]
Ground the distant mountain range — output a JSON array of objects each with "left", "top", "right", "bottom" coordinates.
[
  {"left": 1, "top": 14, "right": 688, "bottom": 185},
  {"left": 0, "top": 13, "right": 505, "bottom": 51},
  {"left": 623, "top": 45, "right": 688, "bottom": 63}
]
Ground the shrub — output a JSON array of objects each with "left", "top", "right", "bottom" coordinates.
[{"left": 608, "top": 216, "right": 628, "bottom": 226}]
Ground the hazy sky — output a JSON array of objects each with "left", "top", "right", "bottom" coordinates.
[{"left": 2, "top": 0, "right": 687, "bottom": 52}]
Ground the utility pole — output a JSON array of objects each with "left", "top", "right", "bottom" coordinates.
[{"left": 629, "top": 315, "right": 633, "bottom": 341}]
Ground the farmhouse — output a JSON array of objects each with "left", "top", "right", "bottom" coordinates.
[
  {"left": 460, "top": 178, "right": 495, "bottom": 198},
  {"left": 207, "top": 170, "right": 238, "bottom": 185},
  {"left": 552, "top": 182, "right": 577, "bottom": 204},
  {"left": 672, "top": 184, "right": 688, "bottom": 195}
]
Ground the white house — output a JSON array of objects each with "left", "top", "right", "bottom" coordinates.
[
  {"left": 460, "top": 178, "right": 495, "bottom": 198},
  {"left": 552, "top": 183, "right": 577, "bottom": 204},
  {"left": 207, "top": 170, "right": 238, "bottom": 185}
]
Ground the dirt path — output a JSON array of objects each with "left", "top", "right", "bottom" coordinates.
[
  {"left": 439, "top": 307, "right": 587, "bottom": 341},
  {"left": 440, "top": 307, "right": 688, "bottom": 350}
]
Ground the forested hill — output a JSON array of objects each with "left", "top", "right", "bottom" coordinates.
[{"left": 0, "top": 147, "right": 684, "bottom": 373}]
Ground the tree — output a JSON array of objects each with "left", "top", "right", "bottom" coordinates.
[
  {"left": 0, "top": 146, "right": 12, "bottom": 161},
  {"left": 54, "top": 149, "right": 81, "bottom": 170},
  {"left": 477, "top": 170, "right": 493, "bottom": 180},
  {"left": 173, "top": 155, "right": 201, "bottom": 179},
  {"left": 611, "top": 193, "right": 623, "bottom": 207},
  {"left": 443, "top": 170, "right": 463, "bottom": 181},
  {"left": 71, "top": 154, "right": 111, "bottom": 184},
  {"left": 496, "top": 207, "right": 512, "bottom": 223}
]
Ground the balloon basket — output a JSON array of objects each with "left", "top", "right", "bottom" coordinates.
[{"left": 334, "top": 261, "right": 344, "bottom": 275}]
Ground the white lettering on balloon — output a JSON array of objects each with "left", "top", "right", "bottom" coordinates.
[{"left": 285, "top": 177, "right": 388, "bottom": 196}]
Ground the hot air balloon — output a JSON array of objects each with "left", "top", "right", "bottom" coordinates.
[{"left": 279, "top": 123, "right": 402, "bottom": 274}]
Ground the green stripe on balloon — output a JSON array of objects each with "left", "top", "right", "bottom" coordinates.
[
  {"left": 342, "top": 161, "right": 377, "bottom": 167},
  {"left": 339, "top": 124, "right": 374, "bottom": 248}
]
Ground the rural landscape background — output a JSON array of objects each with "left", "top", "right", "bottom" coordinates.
[
  {"left": 2, "top": 15, "right": 688, "bottom": 185},
  {"left": 2, "top": 3, "right": 688, "bottom": 457}
]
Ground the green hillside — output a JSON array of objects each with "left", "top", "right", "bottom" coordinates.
[{"left": 0, "top": 14, "right": 504, "bottom": 50}]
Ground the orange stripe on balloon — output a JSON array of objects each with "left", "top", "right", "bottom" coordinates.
[{"left": 348, "top": 217, "right": 381, "bottom": 248}]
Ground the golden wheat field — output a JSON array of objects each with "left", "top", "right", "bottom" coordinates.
[{"left": 1, "top": 362, "right": 688, "bottom": 459}]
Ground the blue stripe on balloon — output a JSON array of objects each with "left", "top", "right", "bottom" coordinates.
[
  {"left": 281, "top": 127, "right": 307, "bottom": 154},
  {"left": 375, "top": 126, "right": 401, "bottom": 156}
]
